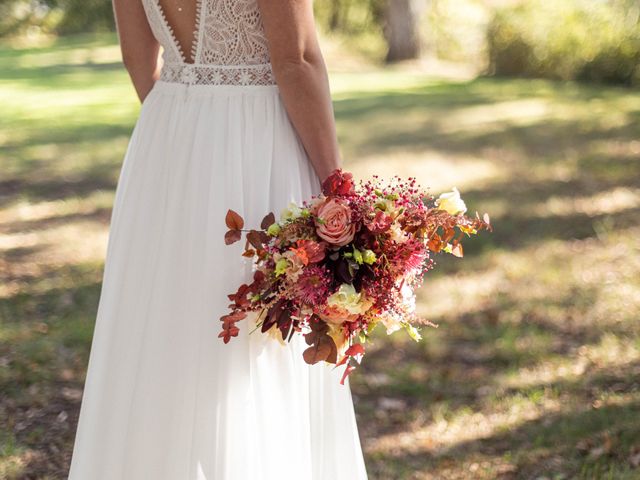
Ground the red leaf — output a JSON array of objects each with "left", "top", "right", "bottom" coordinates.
[
  {"left": 340, "top": 364, "right": 356, "bottom": 385},
  {"left": 246, "top": 230, "right": 264, "bottom": 249},
  {"left": 225, "top": 229, "right": 242, "bottom": 245},
  {"left": 443, "top": 227, "right": 455, "bottom": 243},
  {"left": 260, "top": 212, "right": 276, "bottom": 230},
  {"left": 344, "top": 343, "right": 365, "bottom": 363},
  {"left": 302, "top": 324, "right": 337, "bottom": 365},
  {"left": 225, "top": 209, "right": 244, "bottom": 230},
  {"left": 303, "top": 341, "right": 332, "bottom": 364},
  {"left": 336, "top": 354, "right": 349, "bottom": 368},
  {"left": 427, "top": 235, "right": 442, "bottom": 252},
  {"left": 219, "top": 310, "right": 246, "bottom": 343}
]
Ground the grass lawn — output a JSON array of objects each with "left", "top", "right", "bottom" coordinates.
[{"left": 1, "top": 33, "right": 639, "bottom": 479}]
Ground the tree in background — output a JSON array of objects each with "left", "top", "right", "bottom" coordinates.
[{"left": 383, "top": 0, "right": 426, "bottom": 61}]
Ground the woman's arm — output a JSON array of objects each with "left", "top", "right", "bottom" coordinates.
[
  {"left": 256, "top": 0, "right": 341, "bottom": 183},
  {"left": 112, "top": 0, "right": 161, "bottom": 103}
]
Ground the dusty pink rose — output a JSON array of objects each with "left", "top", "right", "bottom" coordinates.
[{"left": 314, "top": 198, "right": 356, "bottom": 246}]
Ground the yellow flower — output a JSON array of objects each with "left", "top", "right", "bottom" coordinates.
[
  {"left": 436, "top": 187, "right": 467, "bottom": 215},
  {"left": 362, "top": 249, "right": 376, "bottom": 265}
]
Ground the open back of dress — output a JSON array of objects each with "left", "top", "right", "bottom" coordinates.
[{"left": 142, "top": 0, "right": 274, "bottom": 85}]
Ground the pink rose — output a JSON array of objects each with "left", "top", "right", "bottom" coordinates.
[{"left": 314, "top": 198, "right": 356, "bottom": 246}]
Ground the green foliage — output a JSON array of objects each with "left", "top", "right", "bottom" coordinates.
[
  {"left": 314, "top": 0, "right": 384, "bottom": 35},
  {"left": 487, "top": 0, "right": 640, "bottom": 86},
  {"left": 54, "top": 0, "right": 114, "bottom": 35},
  {"left": 313, "top": 0, "right": 387, "bottom": 61},
  {"left": 0, "top": 0, "right": 113, "bottom": 37},
  {"left": 422, "top": 0, "right": 491, "bottom": 64}
]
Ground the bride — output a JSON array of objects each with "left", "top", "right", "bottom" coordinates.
[{"left": 67, "top": 0, "right": 368, "bottom": 478}]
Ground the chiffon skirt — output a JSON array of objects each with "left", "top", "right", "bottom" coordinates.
[{"left": 67, "top": 80, "right": 368, "bottom": 480}]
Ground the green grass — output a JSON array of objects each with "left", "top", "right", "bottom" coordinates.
[{"left": 1, "top": 33, "right": 639, "bottom": 479}]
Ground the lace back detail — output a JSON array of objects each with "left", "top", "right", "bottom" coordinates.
[{"left": 142, "top": 0, "right": 274, "bottom": 86}]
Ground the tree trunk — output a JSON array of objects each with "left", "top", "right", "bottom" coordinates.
[{"left": 383, "top": 0, "right": 424, "bottom": 62}]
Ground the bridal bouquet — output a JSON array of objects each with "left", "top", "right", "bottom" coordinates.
[{"left": 219, "top": 169, "right": 491, "bottom": 383}]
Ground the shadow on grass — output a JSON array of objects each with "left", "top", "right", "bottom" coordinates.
[
  {"left": 367, "top": 400, "right": 640, "bottom": 479},
  {"left": 0, "top": 175, "right": 118, "bottom": 208},
  {"left": 0, "top": 207, "right": 112, "bottom": 235}
]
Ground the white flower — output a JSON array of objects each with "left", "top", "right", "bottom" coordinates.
[
  {"left": 388, "top": 222, "right": 408, "bottom": 243},
  {"left": 327, "top": 284, "right": 372, "bottom": 315},
  {"left": 280, "top": 202, "right": 302, "bottom": 222},
  {"left": 400, "top": 282, "right": 416, "bottom": 316},
  {"left": 436, "top": 187, "right": 467, "bottom": 215},
  {"left": 379, "top": 313, "right": 402, "bottom": 334}
]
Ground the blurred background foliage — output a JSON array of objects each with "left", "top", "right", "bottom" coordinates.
[
  {"left": 1, "top": 0, "right": 639, "bottom": 85},
  {"left": 487, "top": 0, "right": 640, "bottom": 86}
]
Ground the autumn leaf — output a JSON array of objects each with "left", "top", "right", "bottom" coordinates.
[
  {"left": 225, "top": 209, "right": 244, "bottom": 230},
  {"left": 303, "top": 341, "right": 332, "bottom": 364},
  {"left": 246, "top": 229, "right": 269, "bottom": 250},
  {"left": 261, "top": 212, "right": 276, "bottom": 230},
  {"left": 427, "top": 234, "right": 442, "bottom": 252},
  {"left": 340, "top": 364, "right": 356, "bottom": 385},
  {"left": 262, "top": 299, "right": 286, "bottom": 333},
  {"left": 451, "top": 242, "right": 464, "bottom": 258},
  {"left": 219, "top": 311, "right": 246, "bottom": 343},
  {"left": 225, "top": 229, "right": 242, "bottom": 245},
  {"left": 443, "top": 227, "right": 455, "bottom": 243},
  {"left": 302, "top": 317, "right": 337, "bottom": 364},
  {"left": 344, "top": 343, "right": 365, "bottom": 363},
  {"left": 303, "top": 335, "right": 337, "bottom": 364}
]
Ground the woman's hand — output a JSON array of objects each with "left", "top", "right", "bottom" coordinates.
[
  {"left": 112, "top": 0, "right": 161, "bottom": 103},
  {"left": 256, "top": 0, "right": 342, "bottom": 182}
]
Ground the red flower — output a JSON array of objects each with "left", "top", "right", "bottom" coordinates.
[
  {"left": 295, "top": 239, "right": 326, "bottom": 263},
  {"left": 322, "top": 169, "right": 355, "bottom": 197},
  {"left": 365, "top": 210, "right": 393, "bottom": 234}
]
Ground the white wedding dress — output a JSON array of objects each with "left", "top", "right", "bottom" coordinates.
[{"left": 67, "top": 1, "right": 368, "bottom": 478}]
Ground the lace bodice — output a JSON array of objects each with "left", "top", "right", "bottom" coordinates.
[{"left": 142, "top": 0, "right": 275, "bottom": 86}]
